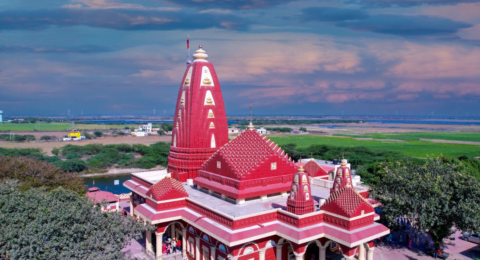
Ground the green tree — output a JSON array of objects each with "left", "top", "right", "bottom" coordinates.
[
  {"left": 0, "top": 156, "right": 86, "bottom": 194},
  {"left": 299, "top": 127, "right": 307, "bottom": 132},
  {"left": 94, "top": 131, "right": 103, "bottom": 137},
  {"left": 0, "top": 180, "right": 150, "bottom": 260},
  {"left": 40, "top": 135, "right": 51, "bottom": 141},
  {"left": 61, "top": 159, "right": 88, "bottom": 172},
  {"left": 51, "top": 147, "right": 60, "bottom": 156},
  {"left": 372, "top": 158, "right": 480, "bottom": 247}
]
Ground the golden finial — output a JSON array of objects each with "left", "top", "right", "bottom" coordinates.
[{"left": 298, "top": 157, "right": 304, "bottom": 173}]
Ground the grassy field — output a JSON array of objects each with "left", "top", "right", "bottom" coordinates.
[
  {"left": 0, "top": 123, "right": 135, "bottom": 131},
  {"left": 334, "top": 132, "right": 480, "bottom": 142},
  {"left": 269, "top": 135, "right": 480, "bottom": 158}
]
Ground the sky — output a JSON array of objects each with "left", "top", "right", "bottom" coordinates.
[{"left": 0, "top": 0, "right": 479, "bottom": 116}]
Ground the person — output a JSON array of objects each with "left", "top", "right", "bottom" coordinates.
[
  {"left": 435, "top": 248, "right": 441, "bottom": 259},
  {"left": 399, "top": 233, "right": 403, "bottom": 245},
  {"left": 167, "top": 243, "right": 171, "bottom": 254},
  {"left": 408, "top": 237, "right": 412, "bottom": 249},
  {"left": 172, "top": 238, "right": 177, "bottom": 253},
  {"left": 177, "top": 239, "right": 182, "bottom": 252},
  {"left": 163, "top": 243, "right": 167, "bottom": 254}
]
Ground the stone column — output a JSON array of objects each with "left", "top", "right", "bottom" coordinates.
[
  {"left": 129, "top": 195, "right": 134, "bottom": 216},
  {"left": 259, "top": 249, "right": 266, "bottom": 260},
  {"left": 210, "top": 245, "right": 216, "bottom": 260},
  {"left": 156, "top": 232, "right": 164, "bottom": 260},
  {"left": 358, "top": 243, "right": 365, "bottom": 260},
  {"left": 366, "top": 247, "right": 375, "bottom": 260},
  {"left": 171, "top": 224, "right": 176, "bottom": 239},
  {"left": 182, "top": 228, "right": 187, "bottom": 258},
  {"left": 276, "top": 245, "right": 283, "bottom": 260},
  {"left": 294, "top": 252, "right": 304, "bottom": 260},
  {"left": 319, "top": 246, "right": 326, "bottom": 260},
  {"left": 195, "top": 235, "right": 201, "bottom": 260},
  {"left": 146, "top": 230, "right": 153, "bottom": 253}
]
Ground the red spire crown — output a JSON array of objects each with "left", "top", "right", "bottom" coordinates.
[
  {"left": 331, "top": 159, "right": 353, "bottom": 192},
  {"left": 287, "top": 163, "right": 315, "bottom": 215}
]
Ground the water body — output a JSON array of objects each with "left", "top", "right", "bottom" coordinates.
[{"left": 82, "top": 174, "right": 132, "bottom": 194}]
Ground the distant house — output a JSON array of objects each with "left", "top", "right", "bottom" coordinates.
[
  {"left": 131, "top": 131, "right": 148, "bottom": 137},
  {"left": 86, "top": 187, "right": 119, "bottom": 212},
  {"left": 141, "top": 123, "right": 153, "bottom": 133},
  {"left": 256, "top": 127, "right": 268, "bottom": 135},
  {"left": 228, "top": 128, "right": 240, "bottom": 134}
]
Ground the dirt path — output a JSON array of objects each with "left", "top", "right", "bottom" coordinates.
[
  {"left": 420, "top": 139, "right": 480, "bottom": 145},
  {"left": 0, "top": 135, "right": 172, "bottom": 155}
]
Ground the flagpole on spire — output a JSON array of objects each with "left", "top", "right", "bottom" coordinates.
[
  {"left": 248, "top": 102, "right": 255, "bottom": 130},
  {"left": 186, "top": 35, "right": 191, "bottom": 66}
]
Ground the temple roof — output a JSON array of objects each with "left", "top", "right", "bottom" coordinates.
[
  {"left": 86, "top": 189, "right": 118, "bottom": 204},
  {"left": 303, "top": 160, "right": 329, "bottom": 177},
  {"left": 213, "top": 129, "right": 290, "bottom": 177},
  {"left": 146, "top": 177, "right": 189, "bottom": 201},
  {"left": 321, "top": 186, "right": 373, "bottom": 217}
]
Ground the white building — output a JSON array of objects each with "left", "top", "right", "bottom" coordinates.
[
  {"left": 131, "top": 131, "right": 148, "bottom": 137},
  {"left": 256, "top": 127, "right": 268, "bottom": 135},
  {"left": 141, "top": 123, "right": 153, "bottom": 133},
  {"left": 0, "top": 110, "right": 3, "bottom": 123},
  {"left": 228, "top": 128, "right": 240, "bottom": 134}
]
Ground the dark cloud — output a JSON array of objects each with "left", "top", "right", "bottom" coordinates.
[
  {"left": 0, "top": 45, "right": 111, "bottom": 53},
  {"left": 161, "top": 0, "right": 294, "bottom": 10},
  {"left": 300, "top": 7, "right": 369, "bottom": 22},
  {"left": 337, "top": 14, "right": 472, "bottom": 36},
  {"left": 0, "top": 9, "right": 250, "bottom": 31},
  {"left": 343, "top": 0, "right": 480, "bottom": 8}
]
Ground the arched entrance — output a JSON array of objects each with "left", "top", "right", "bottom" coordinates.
[{"left": 304, "top": 241, "right": 319, "bottom": 260}]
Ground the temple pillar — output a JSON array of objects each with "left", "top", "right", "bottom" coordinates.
[
  {"left": 195, "top": 235, "right": 201, "bottom": 260},
  {"left": 366, "top": 247, "right": 375, "bottom": 260},
  {"left": 294, "top": 252, "right": 304, "bottom": 260},
  {"left": 259, "top": 249, "right": 266, "bottom": 260},
  {"left": 171, "top": 224, "right": 176, "bottom": 239},
  {"left": 276, "top": 245, "right": 282, "bottom": 260},
  {"left": 236, "top": 199, "right": 245, "bottom": 204},
  {"left": 260, "top": 195, "right": 268, "bottom": 201},
  {"left": 210, "top": 246, "right": 216, "bottom": 260},
  {"left": 156, "top": 232, "right": 164, "bottom": 260},
  {"left": 182, "top": 228, "right": 187, "bottom": 258},
  {"left": 129, "top": 195, "right": 134, "bottom": 216},
  {"left": 319, "top": 246, "right": 326, "bottom": 260},
  {"left": 358, "top": 243, "right": 366, "bottom": 260},
  {"left": 146, "top": 230, "right": 152, "bottom": 253}
]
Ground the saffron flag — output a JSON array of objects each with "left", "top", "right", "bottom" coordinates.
[{"left": 187, "top": 35, "right": 189, "bottom": 49}]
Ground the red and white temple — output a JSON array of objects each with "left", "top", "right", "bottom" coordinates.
[{"left": 124, "top": 46, "right": 389, "bottom": 260}]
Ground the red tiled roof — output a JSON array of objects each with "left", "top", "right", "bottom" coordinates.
[
  {"left": 87, "top": 190, "right": 118, "bottom": 204},
  {"left": 321, "top": 186, "right": 372, "bottom": 217},
  {"left": 146, "top": 177, "right": 188, "bottom": 201},
  {"left": 303, "top": 160, "right": 329, "bottom": 177},
  {"left": 212, "top": 129, "right": 291, "bottom": 176}
]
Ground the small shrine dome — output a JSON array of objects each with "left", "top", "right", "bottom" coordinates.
[{"left": 146, "top": 177, "right": 189, "bottom": 201}]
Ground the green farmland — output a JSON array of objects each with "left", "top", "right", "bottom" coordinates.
[
  {"left": 334, "top": 132, "right": 480, "bottom": 143},
  {"left": 268, "top": 134, "right": 480, "bottom": 158}
]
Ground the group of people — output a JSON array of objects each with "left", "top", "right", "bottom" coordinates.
[{"left": 162, "top": 237, "right": 182, "bottom": 255}]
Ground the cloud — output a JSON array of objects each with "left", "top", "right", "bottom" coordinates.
[
  {"left": 63, "top": 0, "right": 180, "bottom": 11},
  {"left": 160, "top": 0, "right": 295, "bottom": 10},
  {"left": 0, "top": 9, "right": 250, "bottom": 31},
  {"left": 300, "top": 7, "right": 369, "bottom": 22},
  {"left": 343, "top": 0, "right": 480, "bottom": 8},
  {"left": 0, "top": 45, "right": 111, "bottom": 53},
  {"left": 337, "top": 14, "right": 471, "bottom": 36}
]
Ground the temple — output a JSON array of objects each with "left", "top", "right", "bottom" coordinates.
[
  {"left": 124, "top": 46, "right": 389, "bottom": 260},
  {"left": 168, "top": 46, "right": 229, "bottom": 182}
]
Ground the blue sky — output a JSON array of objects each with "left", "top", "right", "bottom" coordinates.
[{"left": 0, "top": 0, "right": 479, "bottom": 116}]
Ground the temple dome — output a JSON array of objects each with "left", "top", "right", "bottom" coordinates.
[
  {"left": 286, "top": 164, "right": 315, "bottom": 215},
  {"left": 146, "top": 177, "right": 188, "bottom": 201},
  {"left": 193, "top": 45, "right": 208, "bottom": 60}
]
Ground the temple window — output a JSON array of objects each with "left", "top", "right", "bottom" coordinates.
[
  {"left": 217, "top": 161, "right": 221, "bottom": 169},
  {"left": 211, "top": 134, "right": 216, "bottom": 148},
  {"left": 204, "top": 90, "right": 215, "bottom": 105},
  {"left": 202, "top": 234, "right": 210, "bottom": 242},
  {"left": 271, "top": 162, "right": 277, "bottom": 170},
  {"left": 218, "top": 244, "right": 226, "bottom": 253}
]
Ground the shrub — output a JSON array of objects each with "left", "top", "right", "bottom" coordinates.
[
  {"left": 40, "top": 135, "right": 51, "bottom": 141},
  {"left": 94, "top": 131, "right": 103, "bottom": 137},
  {"left": 61, "top": 159, "right": 88, "bottom": 172},
  {"left": 51, "top": 147, "right": 60, "bottom": 156}
]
